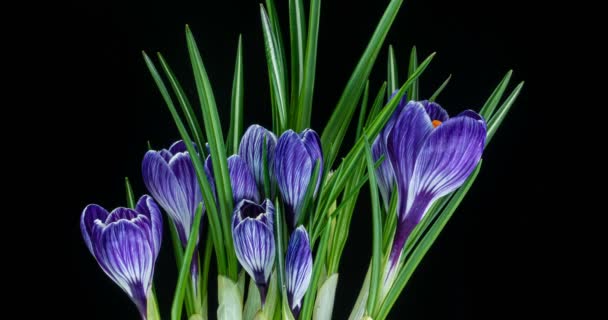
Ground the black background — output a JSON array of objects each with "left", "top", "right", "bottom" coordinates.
[{"left": 51, "top": 0, "right": 558, "bottom": 318}]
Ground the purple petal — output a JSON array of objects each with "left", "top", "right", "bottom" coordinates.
[
  {"left": 232, "top": 218, "right": 275, "bottom": 288},
  {"left": 142, "top": 151, "right": 190, "bottom": 244},
  {"left": 372, "top": 134, "right": 394, "bottom": 210},
  {"left": 169, "top": 152, "right": 204, "bottom": 222},
  {"left": 386, "top": 102, "right": 434, "bottom": 221},
  {"left": 300, "top": 129, "right": 323, "bottom": 196},
  {"left": 381, "top": 91, "right": 409, "bottom": 140},
  {"left": 238, "top": 125, "right": 277, "bottom": 197},
  {"left": 159, "top": 149, "right": 174, "bottom": 162},
  {"left": 274, "top": 130, "right": 313, "bottom": 228},
  {"left": 135, "top": 195, "right": 163, "bottom": 256},
  {"left": 457, "top": 109, "right": 486, "bottom": 124},
  {"left": 407, "top": 113, "right": 486, "bottom": 208},
  {"left": 91, "top": 219, "right": 155, "bottom": 317},
  {"left": 421, "top": 100, "right": 449, "bottom": 122},
  {"left": 285, "top": 226, "right": 312, "bottom": 317},
  {"left": 168, "top": 140, "right": 198, "bottom": 154},
  {"left": 80, "top": 204, "right": 109, "bottom": 254},
  {"left": 228, "top": 155, "right": 260, "bottom": 205},
  {"left": 105, "top": 208, "right": 139, "bottom": 224}
]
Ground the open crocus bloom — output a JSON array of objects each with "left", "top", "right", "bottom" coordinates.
[
  {"left": 384, "top": 100, "right": 486, "bottom": 268},
  {"left": 80, "top": 195, "right": 162, "bottom": 319}
]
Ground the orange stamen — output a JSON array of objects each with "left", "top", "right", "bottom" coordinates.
[{"left": 432, "top": 120, "right": 442, "bottom": 128}]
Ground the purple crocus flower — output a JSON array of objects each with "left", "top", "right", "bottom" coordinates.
[
  {"left": 274, "top": 129, "right": 323, "bottom": 228},
  {"left": 232, "top": 199, "right": 275, "bottom": 304},
  {"left": 142, "top": 140, "right": 202, "bottom": 246},
  {"left": 385, "top": 100, "right": 486, "bottom": 270},
  {"left": 285, "top": 226, "right": 313, "bottom": 318},
  {"left": 205, "top": 154, "right": 260, "bottom": 205},
  {"left": 142, "top": 140, "right": 203, "bottom": 300},
  {"left": 239, "top": 124, "right": 277, "bottom": 199},
  {"left": 80, "top": 195, "right": 162, "bottom": 319}
]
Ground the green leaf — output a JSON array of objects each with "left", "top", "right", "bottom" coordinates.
[
  {"left": 217, "top": 275, "right": 244, "bottom": 320},
  {"left": 479, "top": 70, "right": 513, "bottom": 120},
  {"left": 143, "top": 51, "right": 227, "bottom": 275},
  {"left": 157, "top": 53, "right": 206, "bottom": 152},
  {"left": 200, "top": 232, "right": 213, "bottom": 320},
  {"left": 295, "top": 0, "right": 321, "bottom": 131},
  {"left": 407, "top": 46, "right": 418, "bottom": 100},
  {"left": 260, "top": 5, "right": 288, "bottom": 132},
  {"left": 365, "top": 82, "right": 388, "bottom": 127},
  {"left": 185, "top": 26, "right": 238, "bottom": 279},
  {"left": 321, "top": 0, "right": 406, "bottom": 170},
  {"left": 429, "top": 74, "right": 452, "bottom": 102},
  {"left": 363, "top": 135, "right": 383, "bottom": 314},
  {"left": 124, "top": 177, "right": 135, "bottom": 209},
  {"left": 171, "top": 203, "right": 204, "bottom": 320},
  {"left": 387, "top": 45, "right": 398, "bottom": 99},
  {"left": 486, "top": 81, "right": 524, "bottom": 144},
  {"left": 298, "top": 159, "right": 321, "bottom": 228},
  {"left": 274, "top": 200, "right": 287, "bottom": 294},
  {"left": 374, "top": 163, "right": 482, "bottom": 319},
  {"left": 356, "top": 81, "right": 370, "bottom": 139},
  {"left": 288, "top": 0, "right": 307, "bottom": 114},
  {"left": 227, "top": 35, "right": 244, "bottom": 155}
]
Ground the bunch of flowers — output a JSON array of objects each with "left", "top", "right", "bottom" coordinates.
[{"left": 80, "top": 1, "right": 522, "bottom": 319}]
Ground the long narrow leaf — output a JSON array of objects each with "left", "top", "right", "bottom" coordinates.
[
  {"left": 227, "top": 35, "right": 244, "bottom": 154},
  {"left": 295, "top": 0, "right": 321, "bottom": 131},
  {"left": 365, "top": 82, "right": 388, "bottom": 127},
  {"left": 157, "top": 54, "right": 206, "bottom": 151},
  {"left": 479, "top": 70, "right": 513, "bottom": 119},
  {"left": 407, "top": 46, "right": 418, "bottom": 100},
  {"left": 364, "top": 135, "right": 383, "bottom": 314},
  {"left": 289, "top": 0, "right": 307, "bottom": 111},
  {"left": 429, "top": 74, "right": 452, "bottom": 102},
  {"left": 300, "top": 220, "right": 333, "bottom": 320},
  {"left": 321, "top": 0, "right": 405, "bottom": 170},
  {"left": 260, "top": 6, "right": 289, "bottom": 132},
  {"left": 171, "top": 203, "right": 204, "bottom": 320},
  {"left": 355, "top": 81, "right": 370, "bottom": 139},
  {"left": 387, "top": 45, "right": 398, "bottom": 98},
  {"left": 185, "top": 26, "right": 237, "bottom": 279},
  {"left": 125, "top": 177, "right": 135, "bottom": 208},
  {"left": 486, "top": 81, "right": 524, "bottom": 144}
]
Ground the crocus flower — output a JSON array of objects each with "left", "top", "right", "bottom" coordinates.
[
  {"left": 142, "top": 140, "right": 202, "bottom": 246},
  {"left": 205, "top": 154, "right": 260, "bottom": 205},
  {"left": 232, "top": 199, "right": 275, "bottom": 304},
  {"left": 142, "top": 140, "right": 203, "bottom": 300},
  {"left": 239, "top": 124, "right": 277, "bottom": 198},
  {"left": 274, "top": 129, "right": 323, "bottom": 228},
  {"left": 285, "top": 226, "right": 313, "bottom": 318},
  {"left": 386, "top": 100, "right": 486, "bottom": 269},
  {"left": 80, "top": 195, "right": 162, "bottom": 319}
]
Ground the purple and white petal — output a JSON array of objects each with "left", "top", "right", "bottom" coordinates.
[
  {"left": 135, "top": 195, "right": 163, "bottom": 256},
  {"left": 285, "top": 226, "right": 313, "bottom": 317},
  {"left": 228, "top": 154, "right": 260, "bottom": 204},
  {"left": 274, "top": 130, "right": 313, "bottom": 228},
  {"left": 92, "top": 219, "right": 155, "bottom": 318},
  {"left": 299, "top": 129, "right": 323, "bottom": 196},
  {"left": 372, "top": 134, "right": 394, "bottom": 210},
  {"left": 142, "top": 150, "right": 190, "bottom": 244},
  {"left": 232, "top": 218, "right": 275, "bottom": 289},
  {"left": 238, "top": 125, "right": 277, "bottom": 197},
  {"left": 169, "top": 152, "right": 203, "bottom": 223},
  {"left": 80, "top": 204, "right": 110, "bottom": 254},
  {"left": 421, "top": 100, "right": 449, "bottom": 122},
  {"left": 386, "top": 101, "right": 434, "bottom": 221},
  {"left": 407, "top": 114, "right": 486, "bottom": 211},
  {"left": 168, "top": 140, "right": 198, "bottom": 154}
]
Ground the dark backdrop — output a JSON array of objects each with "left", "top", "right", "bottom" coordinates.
[{"left": 55, "top": 0, "right": 552, "bottom": 318}]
